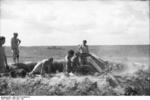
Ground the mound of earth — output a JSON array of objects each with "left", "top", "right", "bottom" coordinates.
[
  {"left": 0, "top": 60, "right": 149, "bottom": 96},
  {"left": 0, "top": 68, "right": 149, "bottom": 95}
]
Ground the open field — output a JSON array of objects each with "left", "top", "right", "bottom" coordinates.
[
  {"left": 5, "top": 45, "right": 149, "bottom": 64},
  {"left": 0, "top": 45, "right": 150, "bottom": 96}
]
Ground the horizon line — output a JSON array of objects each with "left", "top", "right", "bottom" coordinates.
[{"left": 4, "top": 44, "right": 150, "bottom": 47}]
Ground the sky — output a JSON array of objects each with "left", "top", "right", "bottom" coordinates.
[{"left": 0, "top": 0, "right": 149, "bottom": 46}]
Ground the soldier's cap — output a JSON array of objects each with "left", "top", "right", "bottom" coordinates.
[
  {"left": 14, "top": 32, "right": 18, "bottom": 35},
  {"left": 83, "top": 40, "right": 87, "bottom": 43}
]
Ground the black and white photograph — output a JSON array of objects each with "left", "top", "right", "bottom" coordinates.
[{"left": 0, "top": 0, "right": 149, "bottom": 97}]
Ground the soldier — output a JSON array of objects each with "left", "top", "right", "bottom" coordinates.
[
  {"left": 11, "top": 33, "right": 21, "bottom": 64},
  {"left": 65, "top": 49, "right": 75, "bottom": 73},
  {"left": 29, "top": 58, "right": 53, "bottom": 76},
  {"left": 79, "top": 40, "right": 90, "bottom": 65},
  {"left": 0, "top": 36, "right": 9, "bottom": 73},
  {"left": 71, "top": 52, "right": 80, "bottom": 73}
]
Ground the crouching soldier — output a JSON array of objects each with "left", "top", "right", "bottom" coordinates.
[
  {"left": 71, "top": 52, "right": 81, "bottom": 73},
  {"left": 65, "top": 49, "right": 74, "bottom": 74},
  {"left": 29, "top": 58, "right": 53, "bottom": 76}
]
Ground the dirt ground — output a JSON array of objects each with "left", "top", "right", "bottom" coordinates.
[{"left": 0, "top": 61, "right": 149, "bottom": 96}]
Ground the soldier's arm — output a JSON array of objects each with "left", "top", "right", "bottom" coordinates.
[
  {"left": 18, "top": 39, "right": 21, "bottom": 45},
  {"left": 78, "top": 45, "right": 82, "bottom": 53}
]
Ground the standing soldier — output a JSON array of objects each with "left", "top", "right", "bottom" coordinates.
[
  {"left": 11, "top": 33, "right": 21, "bottom": 64},
  {"left": 0, "top": 36, "right": 9, "bottom": 73},
  {"left": 79, "top": 40, "right": 90, "bottom": 65}
]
